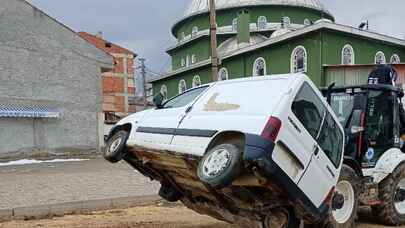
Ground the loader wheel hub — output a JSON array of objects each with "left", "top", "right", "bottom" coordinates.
[
  {"left": 332, "top": 180, "right": 355, "bottom": 224},
  {"left": 394, "top": 178, "right": 405, "bottom": 214}
]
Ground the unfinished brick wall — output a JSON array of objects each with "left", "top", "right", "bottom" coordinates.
[{"left": 78, "top": 32, "right": 137, "bottom": 122}]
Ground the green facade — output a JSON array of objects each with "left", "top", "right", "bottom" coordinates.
[{"left": 154, "top": 4, "right": 405, "bottom": 99}]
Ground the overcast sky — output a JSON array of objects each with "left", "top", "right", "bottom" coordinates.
[{"left": 29, "top": 0, "right": 405, "bottom": 77}]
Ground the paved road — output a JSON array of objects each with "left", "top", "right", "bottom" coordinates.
[{"left": 0, "top": 158, "right": 160, "bottom": 210}]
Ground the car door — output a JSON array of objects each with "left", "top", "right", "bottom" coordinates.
[
  {"left": 294, "top": 83, "right": 343, "bottom": 208},
  {"left": 134, "top": 86, "right": 209, "bottom": 151}
]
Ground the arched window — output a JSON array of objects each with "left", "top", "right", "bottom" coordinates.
[
  {"left": 291, "top": 46, "right": 308, "bottom": 73},
  {"left": 191, "top": 54, "right": 197, "bottom": 64},
  {"left": 218, "top": 68, "right": 229, "bottom": 81},
  {"left": 342, "top": 44, "right": 355, "bottom": 65},
  {"left": 375, "top": 51, "right": 386, "bottom": 64},
  {"left": 192, "top": 26, "right": 199, "bottom": 37},
  {"left": 160, "top": 85, "right": 168, "bottom": 101},
  {"left": 304, "top": 19, "right": 311, "bottom": 26},
  {"left": 192, "top": 75, "right": 201, "bottom": 87},
  {"left": 253, "top": 57, "right": 267, "bottom": 76},
  {"left": 178, "top": 79, "right": 187, "bottom": 94},
  {"left": 282, "top": 16, "right": 291, "bottom": 27},
  {"left": 258, "top": 16, "right": 267, "bottom": 30},
  {"left": 391, "top": 54, "right": 401, "bottom": 64},
  {"left": 186, "top": 55, "right": 190, "bottom": 67},
  {"left": 232, "top": 18, "right": 238, "bottom": 31},
  {"left": 181, "top": 58, "right": 185, "bottom": 67}
]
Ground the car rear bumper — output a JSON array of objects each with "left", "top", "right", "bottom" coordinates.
[{"left": 243, "top": 134, "right": 329, "bottom": 222}]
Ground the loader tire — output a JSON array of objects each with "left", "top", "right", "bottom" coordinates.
[
  {"left": 372, "top": 162, "right": 405, "bottom": 226},
  {"left": 330, "top": 165, "right": 360, "bottom": 228}
]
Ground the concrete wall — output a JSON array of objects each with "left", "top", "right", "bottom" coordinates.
[{"left": 0, "top": 0, "right": 113, "bottom": 158}]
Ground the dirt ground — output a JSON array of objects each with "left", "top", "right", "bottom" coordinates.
[{"left": 0, "top": 204, "right": 400, "bottom": 228}]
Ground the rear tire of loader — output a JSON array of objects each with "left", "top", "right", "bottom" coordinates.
[{"left": 371, "top": 162, "right": 405, "bottom": 226}]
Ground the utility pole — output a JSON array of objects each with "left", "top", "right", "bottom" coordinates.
[
  {"left": 138, "top": 58, "right": 148, "bottom": 109},
  {"left": 209, "top": 0, "right": 219, "bottom": 82}
]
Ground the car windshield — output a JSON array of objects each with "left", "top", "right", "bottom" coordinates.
[
  {"left": 162, "top": 86, "right": 208, "bottom": 109},
  {"left": 330, "top": 93, "right": 354, "bottom": 127}
]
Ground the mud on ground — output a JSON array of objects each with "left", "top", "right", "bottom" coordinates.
[{"left": 0, "top": 203, "right": 399, "bottom": 228}]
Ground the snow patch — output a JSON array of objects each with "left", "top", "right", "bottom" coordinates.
[{"left": 0, "top": 159, "right": 90, "bottom": 167}]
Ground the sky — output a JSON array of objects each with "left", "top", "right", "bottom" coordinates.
[{"left": 28, "top": 0, "right": 405, "bottom": 77}]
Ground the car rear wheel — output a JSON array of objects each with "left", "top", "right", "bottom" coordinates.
[
  {"left": 103, "top": 130, "right": 129, "bottom": 163},
  {"left": 263, "top": 208, "right": 301, "bottom": 228},
  {"left": 330, "top": 165, "right": 360, "bottom": 228},
  {"left": 197, "top": 143, "right": 243, "bottom": 189},
  {"left": 372, "top": 162, "right": 405, "bottom": 225}
]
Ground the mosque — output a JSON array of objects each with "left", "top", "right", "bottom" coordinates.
[{"left": 151, "top": 0, "right": 405, "bottom": 99}]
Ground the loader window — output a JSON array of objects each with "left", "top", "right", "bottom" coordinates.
[
  {"left": 363, "top": 90, "right": 395, "bottom": 166},
  {"left": 292, "top": 83, "right": 326, "bottom": 139}
]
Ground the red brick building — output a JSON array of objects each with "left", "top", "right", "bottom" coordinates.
[{"left": 78, "top": 32, "right": 137, "bottom": 124}]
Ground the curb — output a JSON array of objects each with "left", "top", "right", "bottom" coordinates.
[{"left": 0, "top": 195, "right": 160, "bottom": 222}]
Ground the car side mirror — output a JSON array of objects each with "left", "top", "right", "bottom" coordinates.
[{"left": 153, "top": 93, "right": 164, "bottom": 109}]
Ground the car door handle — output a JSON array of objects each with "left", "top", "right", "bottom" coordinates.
[
  {"left": 313, "top": 145, "right": 319, "bottom": 156},
  {"left": 185, "top": 106, "right": 192, "bottom": 113}
]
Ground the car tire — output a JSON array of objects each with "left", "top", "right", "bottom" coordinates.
[
  {"left": 330, "top": 165, "right": 360, "bottom": 228},
  {"left": 197, "top": 143, "right": 243, "bottom": 189},
  {"left": 159, "top": 184, "right": 183, "bottom": 202},
  {"left": 372, "top": 162, "right": 405, "bottom": 225},
  {"left": 103, "top": 130, "right": 129, "bottom": 163},
  {"left": 263, "top": 208, "right": 301, "bottom": 228}
]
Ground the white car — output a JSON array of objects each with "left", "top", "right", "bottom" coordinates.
[{"left": 104, "top": 74, "right": 348, "bottom": 228}]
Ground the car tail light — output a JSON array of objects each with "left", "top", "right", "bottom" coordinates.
[{"left": 261, "top": 116, "right": 282, "bottom": 142}]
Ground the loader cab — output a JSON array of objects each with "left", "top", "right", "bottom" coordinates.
[{"left": 325, "top": 85, "right": 404, "bottom": 168}]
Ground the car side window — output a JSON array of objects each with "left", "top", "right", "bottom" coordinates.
[
  {"left": 317, "top": 113, "right": 344, "bottom": 167},
  {"left": 292, "top": 83, "right": 326, "bottom": 139},
  {"left": 162, "top": 86, "right": 208, "bottom": 109}
]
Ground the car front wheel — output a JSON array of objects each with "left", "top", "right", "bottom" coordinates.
[{"left": 103, "top": 130, "right": 129, "bottom": 163}]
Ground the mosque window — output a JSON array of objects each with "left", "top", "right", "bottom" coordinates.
[
  {"left": 218, "top": 68, "right": 229, "bottom": 81},
  {"left": 391, "top": 54, "right": 401, "bottom": 64},
  {"left": 192, "top": 75, "right": 201, "bottom": 87},
  {"left": 304, "top": 19, "right": 311, "bottom": 26},
  {"left": 192, "top": 26, "right": 199, "bottom": 37},
  {"left": 178, "top": 79, "right": 187, "bottom": 94},
  {"left": 181, "top": 32, "right": 185, "bottom": 41},
  {"left": 342, "top": 44, "right": 355, "bottom": 65},
  {"left": 375, "top": 51, "right": 386, "bottom": 64},
  {"left": 253, "top": 57, "right": 267, "bottom": 76},
  {"left": 258, "top": 16, "right": 267, "bottom": 30},
  {"left": 181, "top": 58, "right": 185, "bottom": 67},
  {"left": 232, "top": 18, "right": 238, "bottom": 31},
  {"left": 291, "top": 46, "right": 307, "bottom": 73},
  {"left": 191, "top": 54, "right": 197, "bottom": 64},
  {"left": 160, "top": 85, "right": 168, "bottom": 101}
]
